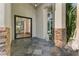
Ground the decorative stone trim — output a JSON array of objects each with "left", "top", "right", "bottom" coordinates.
[
  {"left": 0, "top": 27, "right": 10, "bottom": 56},
  {"left": 54, "top": 28, "right": 66, "bottom": 48}
]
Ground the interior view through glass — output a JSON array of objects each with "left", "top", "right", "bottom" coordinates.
[{"left": 15, "top": 15, "right": 32, "bottom": 39}]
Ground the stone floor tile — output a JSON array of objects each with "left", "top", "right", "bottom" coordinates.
[
  {"left": 32, "top": 49, "right": 42, "bottom": 56},
  {"left": 11, "top": 38, "right": 78, "bottom": 56}
]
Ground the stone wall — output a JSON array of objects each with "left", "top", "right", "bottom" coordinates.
[
  {"left": 54, "top": 28, "right": 66, "bottom": 48},
  {"left": 0, "top": 27, "right": 10, "bottom": 56}
]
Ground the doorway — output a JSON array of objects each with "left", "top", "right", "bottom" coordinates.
[{"left": 14, "top": 15, "right": 32, "bottom": 39}]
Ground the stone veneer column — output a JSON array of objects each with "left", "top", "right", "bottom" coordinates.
[
  {"left": 0, "top": 3, "right": 11, "bottom": 56},
  {"left": 54, "top": 3, "right": 66, "bottom": 48}
]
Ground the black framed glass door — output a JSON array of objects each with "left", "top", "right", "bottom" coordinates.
[{"left": 14, "top": 15, "right": 32, "bottom": 39}]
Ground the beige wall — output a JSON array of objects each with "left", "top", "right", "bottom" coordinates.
[
  {"left": 0, "top": 3, "right": 5, "bottom": 27},
  {"left": 11, "top": 3, "right": 36, "bottom": 40},
  {"left": 5, "top": 3, "right": 12, "bottom": 43},
  {"left": 36, "top": 4, "right": 43, "bottom": 39},
  {"left": 36, "top": 4, "right": 49, "bottom": 39},
  {"left": 42, "top": 8, "right": 48, "bottom": 40},
  {"left": 36, "top": 3, "right": 55, "bottom": 40},
  {"left": 55, "top": 3, "right": 66, "bottom": 28}
]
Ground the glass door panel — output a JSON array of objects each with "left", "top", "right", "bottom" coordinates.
[{"left": 14, "top": 15, "right": 32, "bottom": 39}]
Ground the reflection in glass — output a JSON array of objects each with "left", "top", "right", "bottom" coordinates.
[{"left": 15, "top": 16, "right": 31, "bottom": 38}]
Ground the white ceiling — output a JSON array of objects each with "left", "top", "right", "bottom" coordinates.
[
  {"left": 31, "top": 3, "right": 41, "bottom": 7},
  {"left": 31, "top": 3, "right": 55, "bottom": 9}
]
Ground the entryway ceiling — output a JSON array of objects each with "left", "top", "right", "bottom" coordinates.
[{"left": 31, "top": 3, "right": 41, "bottom": 7}]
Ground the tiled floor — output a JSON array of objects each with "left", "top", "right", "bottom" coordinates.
[
  {"left": 11, "top": 38, "right": 54, "bottom": 56},
  {"left": 11, "top": 38, "right": 78, "bottom": 56}
]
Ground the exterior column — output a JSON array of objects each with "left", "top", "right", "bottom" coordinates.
[
  {"left": 42, "top": 8, "right": 49, "bottom": 41},
  {"left": 0, "top": 4, "right": 5, "bottom": 27},
  {"left": 54, "top": 3, "right": 66, "bottom": 48},
  {"left": 76, "top": 4, "right": 79, "bottom": 39},
  {"left": 0, "top": 3, "right": 11, "bottom": 56}
]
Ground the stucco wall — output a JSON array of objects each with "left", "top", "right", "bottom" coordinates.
[
  {"left": 36, "top": 3, "right": 55, "bottom": 40},
  {"left": 36, "top": 4, "right": 43, "bottom": 39},
  {"left": 55, "top": 3, "right": 66, "bottom": 28},
  {"left": 5, "top": 3, "right": 12, "bottom": 43},
  {"left": 36, "top": 4, "right": 49, "bottom": 39},
  {"left": 0, "top": 3, "right": 5, "bottom": 27}
]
